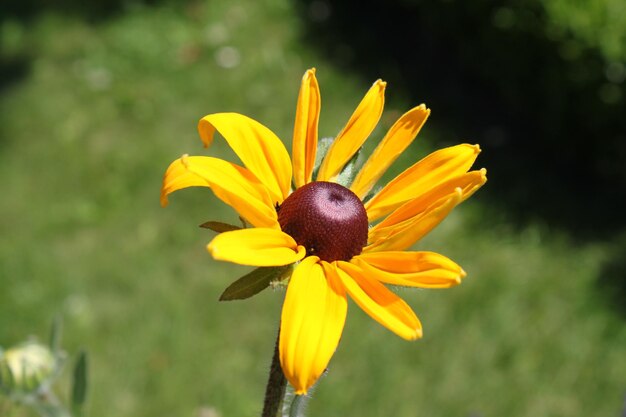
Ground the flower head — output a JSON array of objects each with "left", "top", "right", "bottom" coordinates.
[{"left": 161, "top": 68, "right": 486, "bottom": 394}]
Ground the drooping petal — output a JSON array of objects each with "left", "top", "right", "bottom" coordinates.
[
  {"left": 365, "top": 144, "right": 481, "bottom": 221},
  {"left": 161, "top": 156, "right": 279, "bottom": 228},
  {"left": 350, "top": 105, "right": 430, "bottom": 199},
  {"left": 335, "top": 262, "right": 422, "bottom": 340},
  {"left": 292, "top": 69, "right": 321, "bottom": 188},
  {"left": 317, "top": 80, "right": 386, "bottom": 182},
  {"left": 161, "top": 157, "right": 210, "bottom": 207},
  {"left": 280, "top": 257, "right": 347, "bottom": 395},
  {"left": 208, "top": 228, "right": 306, "bottom": 266},
  {"left": 353, "top": 251, "right": 465, "bottom": 288},
  {"left": 366, "top": 188, "right": 463, "bottom": 252},
  {"left": 372, "top": 169, "right": 487, "bottom": 231},
  {"left": 198, "top": 113, "right": 292, "bottom": 202}
]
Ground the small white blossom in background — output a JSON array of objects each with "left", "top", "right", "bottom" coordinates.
[
  {"left": 0, "top": 319, "right": 88, "bottom": 417},
  {"left": 0, "top": 342, "right": 57, "bottom": 393}
]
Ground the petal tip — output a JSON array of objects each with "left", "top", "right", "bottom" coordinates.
[
  {"left": 304, "top": 68, "right": 317, "bottom": 80},
  {"left": 405, "top": 326, "right": 423, "bottom": 341},
  {"left": 417, "top": 103, "right": 431, "bottom": 114},
  {"left": 415, "top": 327, "right": 423, "bottom": 339},
  {"left": 206, "top": 241, "right": 217, "bottom": 258}
]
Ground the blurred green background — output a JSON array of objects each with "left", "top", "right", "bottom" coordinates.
[{"left": 1, "top": 0, "right": 625, "bottom": 416}]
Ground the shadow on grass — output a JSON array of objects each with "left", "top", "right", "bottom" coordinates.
[
  {"left": 295, "top": 0, "right": 626, "bottom": 241},
  {"left": 0, "top": 0, "right": 173, "bottom": 144},
  {"left": 597, "top": 238, "right": 626, "bottom": 319},
  {"left": 0, "top": 56, "right": 30, "bottom": 95},
  {"left": 0, "top": 55, "right": 31, "bottom": 149},
  {"left": 1, "top": 0, "right": 164, "bottom": 22}
]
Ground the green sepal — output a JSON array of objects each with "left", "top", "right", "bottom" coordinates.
[
  {"left": 334, "top": 146, "right": 363, "bottom": 188},
  {"left": 0, "top": 355, "right": 14, "bottom": 392},
  {"left": 219, "top": 265, "right": 293, "bottom": 301},
  {"left": 71, "top": 350, "right": 88, "bottom": 416},
  {"left": 310, "top": 136, "right": 364, "bottom": 187},
  {"left": 362, "top": 184, "right": 383, "bottom": 205},
  {"left": 311, "top": 137, "right": 335, "bottom": 180},
  {"left": 199, "top": 221, "right": 242, "bottom": 233}
]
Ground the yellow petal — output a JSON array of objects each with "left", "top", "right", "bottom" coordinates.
[
  {"left": 366, "top": 188, "right": 463, "bottom": 252},
  {"left": 350, "top": 105, "right": 430, "bottom": 199},
  {"left": 317, "top": 80, "right": 386, "bottom": 181},
  {"left": 353, "top": 251, "right": 465, "bottom": 288},
  {"left": 208, "top": 228, "right": 306, "bottom": 266},
  {"left": 335, "top": 261, "right": 422, "bottom": 340},
  {"left": 365, "top": 144, "right": 481, "bottom": 221},
  {"left": 198, "top": 113, "right": 292, "bottom": 202},
  {"left": 280, "top": 258, "right": 347, "bottom": 395},
  {"left": 165, "top": 155, "right": 279, "bottom": 229},
  {"left": 292, "top": 69, "right": 321, "bottom": 188},
  {"left": 372, "top": 169, "right": 487, "bottom": 231}
]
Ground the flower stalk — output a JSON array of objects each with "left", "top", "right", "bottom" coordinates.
[{"left": 262, "top": 329, "right": 287, "bottom": 417}]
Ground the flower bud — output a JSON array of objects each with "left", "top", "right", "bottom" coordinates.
[{"left": 0, "top": 342, "right": 56, "bottom": 393}]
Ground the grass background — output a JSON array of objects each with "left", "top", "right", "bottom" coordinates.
[{"left": 1, "top": 0, "right": 625, "bottom": 416}]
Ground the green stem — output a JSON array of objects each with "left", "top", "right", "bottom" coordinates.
[
  {"left": 288, "top": 393, "right": 308, "bottom": 417},
  {"left": 32, "top": 389, "right": 71, "bottom": 417},
  {"left": 261, "top": 328, "right": 287, "bottom": 417}
]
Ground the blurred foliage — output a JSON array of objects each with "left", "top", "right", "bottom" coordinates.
[
  {"left": 1, "top": 0, "right": 625, "bottom": 416},
  {"left": 295, "top": 0, "right": 626, "bottom": 238},
  {"left": 0, "top": 319, "right": 88, "bottom": 417},
  {"left": 545, "top": 0, "right": 626, "bottom": 61},
  {"left": 597, "top": 233, "right": 626, "bottom": 318}
]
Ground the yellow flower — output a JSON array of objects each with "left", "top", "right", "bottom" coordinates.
[{"left": 161, "top": 68, "right": 486, "bottom": 394}]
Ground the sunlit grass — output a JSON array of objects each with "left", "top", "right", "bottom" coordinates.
[{"left": 1, "top": 1, "right": 625, "bottom": 416}]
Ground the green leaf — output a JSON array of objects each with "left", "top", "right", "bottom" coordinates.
[
  {"left": 219, "top": 265, "right": 292, "bottom": 301},
  {"left": 199, "top": 221, "right": 242, "bottom": 233},
  {"left": 71, "top": 350, "right": 88, "bottom": 416},
  {"left": 49, "top": 315, "right": 62, "bottom": 355}
]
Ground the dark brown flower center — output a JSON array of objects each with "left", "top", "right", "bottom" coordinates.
[{"left": 277, "top": 181, "right": 368, "bottom": 262}]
